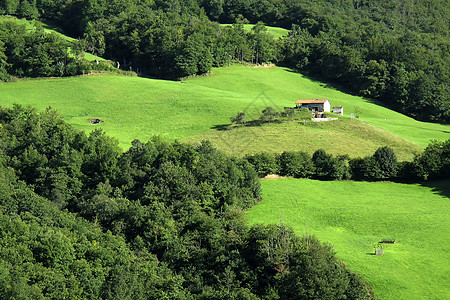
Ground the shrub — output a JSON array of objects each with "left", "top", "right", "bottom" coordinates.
[
  {"left": 373, "top": 146, "right": 397, "bottom": 179},
  {"left": 230, "top": 111, "right": 246, "bottom": 125},
  {"left": 245, "top": 152, "right": 279, "bottom": 177},
  {"left": 296, "top": 107, "right": 313, "bottom": 120},
  {"left": 278, "top": 151, "right": 314, "bottom": 178},
  {"left": 281, "top": 107, "right": 295, "bottom": 121},
  {"left": 412, "top": 139, "right": 450, "bottom": 180},
  {"left": 350, "top": 147, "right": 398, "bottom": 181},
  {"left": 259, "top": 107, "right": 279, "bottom": 124},
  {"left": 312, "top": 149, "right": 348, "bottom": 180},
  {"left": 350, "top": 157, "right": 377, "bottom": 181}
]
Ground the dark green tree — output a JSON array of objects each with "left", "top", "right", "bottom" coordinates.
[
  {"left": 19, "top": 0, "right": 39, "bottom": 19},
  {"left": 312, "top": 149, "right": 348, "bottom": 180},
  {"left": 373, "top": 146, "right": 397, "bottom": 179},
  {"left": 245, "top": 152, "right": 279, "bottom": 177},
  {"left": 278, "top": 151, "right": 314, "bottom": 178},
  {"left": 412, "top": 140, "right": 450, "bottom": 180},
  {"left": 250, "top": 21, "right": 276, "bottom": 64},
  {"left": 1, "top": 0, "right": 20, "bottom": 15},
  {"left": 202, "top": 0, "right": 224, "bottom": 20},
  {"left": 230, "top": 111, "right": 246, "bottom": 125},
  {"left": 259, "top": 106, "right": 279, "bottom": 124}
]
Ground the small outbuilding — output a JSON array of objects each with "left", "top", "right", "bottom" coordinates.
[
  {"left": 296, "top": 99, "right": 331, "bottom": 113},
  {"left": 333, "top": 106, "right": 344, "bottom": 115}
]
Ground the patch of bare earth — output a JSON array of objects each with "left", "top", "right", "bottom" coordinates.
[
  {"left": 249, "top": 63, "right": 276, "bottom": 68},
  {"left": 261, "top": 174, "right": 287, "bottom": 180}
]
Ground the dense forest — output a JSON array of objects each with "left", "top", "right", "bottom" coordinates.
[
  {"left": 0, "top": 21, "right": 105, "bottom": 79},
  {"left": 0, "top": 105, "right": 373, "bottom": 298},
  {"left": 1, "top": 0, "right": 449, "bottom": 123}
]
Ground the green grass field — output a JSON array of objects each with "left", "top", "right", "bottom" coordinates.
[
  {"left": 246, "top": 178, "right": 450, "bottom": 299},
  {"left": 220, "top": 23, "right": 290, "bottom": 38},
  {"left": 183, "top": 66, "right": 449, "bottom": 158},
  {"left": 0, "top": 74, "right": 245, "bottom": 149},
  {"left": 183, "top": 119, "right": 422, "bottom": 161},
  {"left": 1, "top": 66, "right": 448, "bottom": 154}
]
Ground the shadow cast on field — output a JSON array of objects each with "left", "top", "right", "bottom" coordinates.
[
  {"left": 211, "top": 120, "right": 273, "bottom": 131},
  {"left": 284, "top": 68, "right": 358, "bottom": 96},
  {"left": 211, "top": 124, "right": 230, "bottom": 131},
  {"left": 391, "top": 123, "right": 450, "bottom": 134},
  {"left": 421, "top": 179, "right": 450, "bottom": 199},
  {"left": 283, "top": 69, "right": 402, "bottom": 112}
]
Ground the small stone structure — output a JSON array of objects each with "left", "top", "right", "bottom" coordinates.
[
  {"left": 311, "top": 117, "right": 338, "bottom": 122},
  {"left": 375, "top": 248, "right": 384, "bottom": 255},
  {"left": 333, "top": 106, "right": 344, "bottom": 115},
  {"left": 90, "top": 118, "right": 103, "bottom": 124},
  {"left": 380, "top": 239, "right": 396, "bottom": 244}
]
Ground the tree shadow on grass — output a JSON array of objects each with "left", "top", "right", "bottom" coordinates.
[
  {"left": 211, "top": 120, "right": 272, "bottom": 131},
  {"left": 284, "top": 69, "right": 359, "bottom": 96},
  {"left": 211, "top": 124, "right": 231, "bottom": 131},
  {"left": 421, "top": 179, "right": 450, "bottom": 199}
]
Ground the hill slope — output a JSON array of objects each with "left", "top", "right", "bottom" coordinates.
[
  {"left": 183, "top": 120, "right": 422, "bottom": 161},
  {"left": 0, "top": 66, "right": 448, "bottom": 156},
  {"left": 246, "top": 178, "right": 450, "bottom": 300}
]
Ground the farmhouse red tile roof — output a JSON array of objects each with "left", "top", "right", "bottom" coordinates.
[{"left": 295, "top": 99, "right": 329, "bottom": 104}]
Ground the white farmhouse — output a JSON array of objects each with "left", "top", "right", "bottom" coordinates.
[{"left": 295, "top": 99, "right": 331, "bottom": 113}]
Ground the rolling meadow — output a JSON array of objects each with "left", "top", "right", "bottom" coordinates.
[{"left": 1, "top": 66, "right": 448, "bottom": 158}]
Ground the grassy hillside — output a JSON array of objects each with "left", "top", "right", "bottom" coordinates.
[
  {"left": 183, "top": 120, "right": 421, "bottom": 160},
  {"left": 220, "top": 23, "right": 289, "bottom": 38},
  {"left": 185, "top": 66, "right": 449, "bottom": 145},
  {"left": 0, "top": 66, "right": 448, "bottom": 155},
  {"left": 246, "top": 178, "right": 450, "bottom": 299},
  {"left": 0, "top": 74, "right": 244, "bottom": 149},
  {"left": 184, "top": 66, "right": 449, "bottom": 158}
]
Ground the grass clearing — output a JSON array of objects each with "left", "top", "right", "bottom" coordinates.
[
  {"left": 183, "top": 66, "right": 449, "bottom": 157},
  {"left": 246, "top": 178, "right": 450, "bottom": 299},
  {"left": 0, "top": 65, "right": 448, "bottom": 153},
  {"left": 220, "top": 23, "right": 289, "bottom": 38}
]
